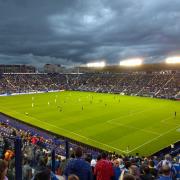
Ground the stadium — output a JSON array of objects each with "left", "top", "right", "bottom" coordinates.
[
  {"left": 0, "top": 1, "right": 180, "bottom": 180},
  {"left": 0, "top": 61, "right": 180, "bottom": 179}
]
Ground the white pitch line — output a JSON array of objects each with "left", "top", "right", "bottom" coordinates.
[
  {"left": 107, "top": 121, "right": 160, "bottom": 135},
  {"left": 5, "top": 106, "right": 179, "bottom": 154},
  {"left": 108, "top": 107, "right": 156, "bottom": 123},
  {"left": 7, "top": 109, "right": 127, "bottom": 154},
  {"left": 107, "top": 104, "right": 167, "bottom": 124},
  {"left": 128, "top": 124, "right": 180, "bottom": 153},
  {"left": 32, "top": 118, "right": 127, "bottom": 153},
  {"left": 162, "top": 121, "right": 180, "bottom": 126},
  {"left": 161, "top": 116, "right": 174, "bottom": 123},
  {"left": 106, "top": 111, "right": 179, "bottom": 153},
  {"left": 161, "top": 116, "right": 180, "bottom": 126}
]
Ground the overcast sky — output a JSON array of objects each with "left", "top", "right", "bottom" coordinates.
[{"left": 0, "top": 0, "right": 180, "bottom": 67}]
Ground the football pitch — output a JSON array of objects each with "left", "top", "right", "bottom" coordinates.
[{"left": 0, "top": 91, "right": 179, "bottom": 156}]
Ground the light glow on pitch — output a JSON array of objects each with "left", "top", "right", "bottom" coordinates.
[
  {"left": 119, "top": 58, "right": 143, "bottom": 66},
  {"left": 166, "top": 56, "right": 180, "bottom": 64},
  {"left": 87, "top": 61, "right": 106, "bottom": 68}
]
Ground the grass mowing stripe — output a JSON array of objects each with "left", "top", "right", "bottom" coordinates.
[
  {"left": 129, "top": 123, "right": 180, "bottom": 153},
  {"left": 161, "top": 117, "right": 180, "bottom": 126},
  {"left": 107, "top": 121, "right": 160, "bottom": 135},
  {"left": 0, "top": 91, "right": 179, "bottom": 155},
  {"left": 1, "top": 107, "right": 127, "bottom": 153},
  {"left": 26, "top": 114, "right": 127, "bottom": 154}
]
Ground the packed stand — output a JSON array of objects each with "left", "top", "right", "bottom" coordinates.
[{"left": 1, "top": 72, "right": 180, "bottom": 99}]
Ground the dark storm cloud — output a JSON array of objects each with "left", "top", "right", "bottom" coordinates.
[{"left": 0, "top": 0, "right": 180, "bottom": 66}]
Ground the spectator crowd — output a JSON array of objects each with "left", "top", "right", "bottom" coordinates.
[{"left": 1, "top": 71, "right": 180, "bottom": 99}]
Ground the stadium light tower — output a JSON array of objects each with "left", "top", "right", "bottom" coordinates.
[
  {"left": 86, "top": 61, "right": 106, "bottom": 68},
  {"left": 119, "top": 58, "right": 143, "bottom": 66},
  {"left": 165, "top": 56, "right": 180, "bottom": 64}
]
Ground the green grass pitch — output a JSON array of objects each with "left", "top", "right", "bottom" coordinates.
[{"left": 0, "top": 91, "right": 179, "bottom": 156}]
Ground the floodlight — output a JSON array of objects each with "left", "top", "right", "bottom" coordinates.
[
  {"left": 119, "top": 58, "right": 143, "bottom": 66},
  {"left": 166, "top": 56, "right": 180, "bottom": 64},
  {"left": 87, "top": 61, "right": 106, "bottom": 68}
]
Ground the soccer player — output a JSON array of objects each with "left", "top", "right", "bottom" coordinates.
[{"left": 174, "top": 111, "right": 176, "bottom": 118}]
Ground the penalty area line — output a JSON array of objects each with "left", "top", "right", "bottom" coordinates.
[
  {"left": 128, "top": 124, "right": 180, "bottom": 153},
  {"left": 161, "top": 116, "right": 180, "bottom": 126},
  {"left": 107, "top": 121, "right": 160, "bottom": 135}
]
